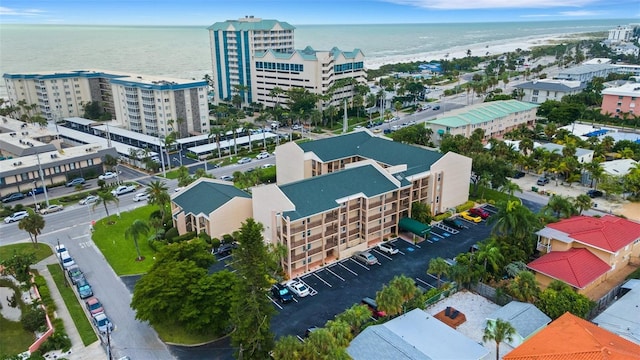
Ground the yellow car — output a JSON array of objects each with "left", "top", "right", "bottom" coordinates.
[
  {"left": 460, "top": 211, "right": 482, "bottom": 223},
  {"left": 373, "top": 128, "right": 382, "bottom": 134}
]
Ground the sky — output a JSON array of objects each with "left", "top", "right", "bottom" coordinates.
[{"left": 0, "top": 0, "right": 638, "bottom": 26}]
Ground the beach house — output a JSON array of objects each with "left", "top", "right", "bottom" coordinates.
[
  {"left": 601, "top": 82, "right": 640, "bottom": 118},
  {"left": 514, "top": 79, "right": 585, "bottom": 104}
]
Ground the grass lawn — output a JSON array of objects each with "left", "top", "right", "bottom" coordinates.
[
  {"left": 153, "top": 320, "right": 222, "bottom": 344},
  {"left": 468, "top": 184, "right": 515, "bottom": 204},
  {"left": 0, "top": 243, "right": 53, "bottom": 263},
  {"left": 92, "top": 205, "right": 159, "bottom": 275},
  {"left": 0, "top": 279, "right": 34, "bottom": 358},
  {"left": 47, "top": 265, "right": 97, "bottom": 346}
]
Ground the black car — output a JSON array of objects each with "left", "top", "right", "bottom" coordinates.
[
  {"left": 442, "top": 217, "right": 467, "bottom": 230},
  {"left": 587, "top": 189, "right": 603, "bottom": 198},
  {"left": 512, "top": 171, "right": 525, "bottom": 179},
  {"left": 271, "top": 283, "right": 294, "bottom": 303},
  {"left": 216, "top": 242, "right": 238, "bottom": 256},
  {"left": 2, "top": 192, "right": 25, "bottom": 203}
]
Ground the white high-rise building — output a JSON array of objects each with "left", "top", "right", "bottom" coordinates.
[
  {"left": 608, "top": 25, "right": 634, "bottom": 43},
  {"left": 208, "top": 16, "right": 295, "bottom": 105}
]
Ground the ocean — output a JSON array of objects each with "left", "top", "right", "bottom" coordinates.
[{"left": 0, "top": 19, "right": 633, "bottom": 97}]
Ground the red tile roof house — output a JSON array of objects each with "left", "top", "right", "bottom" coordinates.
[{"left": 528, "top": 215, "right": 640, "bottom": 298}]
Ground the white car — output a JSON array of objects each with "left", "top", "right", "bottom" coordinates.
[
  {"left": 237, "top": 157, "right": 252, "bottom": 164},
  {"left": 377, "top": 242, "right": 399, "bottom": 255},
  {"left": 98, "top": 172, "right": 117, "bottom": 180},
  {"left": 256, "top": 152, "right": 270, "bottom": 160},
  {"left": 58, "top": 251, "right": 75, "bottom": 269},
  {"left": 285, "top": 280, "right": 310, "bottom": 298},
  {"left": 79, "top": 195, "right": 99, "bottom": 205},
  {"left": 40, "top": 204, "right": 64, "bottom": 214},
  {"left": 132, "top": 192, "right": 150, "bottom": 202},
  {"left": 261, "top": 164, "right": 274, "bottom": 169},
  {"left": 4, "top": 211, "right": 29, "bottom": 224},
  {"left": 111, "top": 185, "right": 136, "bottom": 196}
]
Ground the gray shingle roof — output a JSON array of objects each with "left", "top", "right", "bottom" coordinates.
[
  {"left": 515, "top": 80, "right": 586, "bottom": 92},
  {"left": 298, "top": 131, "right": 443, "bottom": 177},
  {"left": 173, "top": 180, "right": 250, "bottom": 216},
  {"left": 280, "top": 164, "right": 400, "bottom": 220},
  {"left": 488, "top": 301, "right": 551, "bottom": 339}
]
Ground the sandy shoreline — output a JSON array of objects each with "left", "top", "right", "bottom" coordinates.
[{"left": 364, "top": 33, "right": 585, "bottom": 70}]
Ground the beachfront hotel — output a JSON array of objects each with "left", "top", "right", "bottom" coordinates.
[
  {"left": 208, "top": 16, "right": 295, "bottom": 105},
  {"left": 207, "top": 16, "right": 367, "bottom": 109},
  {"left": 601, "top": 82, "right": 640, "bottom": 118},
  {"left": 253, "top": 46, "right": 366, "bottom": 110},
  {"left": 425, "top": 100, "right": 539, "bottom": 146},
  {"left": 3, "top": 70, "right": 208, "bottom": 138}
]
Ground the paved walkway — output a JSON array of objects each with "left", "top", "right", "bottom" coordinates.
[{"left": 32, "top": 254, "right": 106, "bottom": 360}]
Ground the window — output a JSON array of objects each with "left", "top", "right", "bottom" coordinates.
[{"left": 533, "top": 90, "right": 539, "bottom": 95}]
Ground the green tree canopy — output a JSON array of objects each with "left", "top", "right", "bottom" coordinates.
[{"left": 537, "top": 280, "right": 595, "bottom": 319}]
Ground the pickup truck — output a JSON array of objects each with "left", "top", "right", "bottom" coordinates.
[{"left": 111, "top": 185, "right": 136, "bottom": 196}]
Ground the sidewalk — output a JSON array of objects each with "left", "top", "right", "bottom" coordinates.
[{"left": 32, "top": 255, "right": 106, "bottom": 360}]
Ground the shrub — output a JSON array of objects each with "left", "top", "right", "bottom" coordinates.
[
  {"left": 433, "top": 213, "right": 451, "bottom": 222},
  {"left": 172, "top": 231, "right": 197, "bottom": 243},
  {"left": 455, "top": 200, "right": 475, "bottom": 213},
  {"left": 222, "top": 234, "right": 235, "bottom": 244},
  {"left": 38, "top": 318, "right": 71, "bottom": 353},
  {"left": 33, "top": 274, "right": 55, "bottom": 315},
  {"left": 164, "top": 227, "right": 179, "bottom": 241},
  {"left": 21, "top": 306, "right": 46, "bottom": 332},
  {"left": 211, "top": 238, "right": 221, "bottom": 249}
]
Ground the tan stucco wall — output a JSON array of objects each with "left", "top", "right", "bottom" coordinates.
[
  {"left": 252, "top": 183, "right": 295, "bottom": 243},
  {"left": 207, "top": 197, "right": 253, "bottom": 240},
  {"left": 430, "top": 151, "right": 472, "bottom": 214},
  {"left": 275, "top": 142, "right": 306, "bottom": 185}
]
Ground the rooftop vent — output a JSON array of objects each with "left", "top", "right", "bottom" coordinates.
[{"left": 13, "top": 161, "right": 22, "bottom": 166}]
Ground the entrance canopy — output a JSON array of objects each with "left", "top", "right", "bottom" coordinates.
[{"left": 398, "top": 217, "right": 431, "bottom": 237}]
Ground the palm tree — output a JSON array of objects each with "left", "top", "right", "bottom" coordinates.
[
  {"left": 335, "top": 304, "right": 372, "bottom": 336},
  {"left": 574, "top": 194, "right": 592, "bottom": 214},
  {"left": 376, "top": 284, "right": 403, "bottom": 317},
  {"left": 475, "top": 240, "right": 504, "bottom": 279},
  {"left": 147, "top": 180, "right": 170, "bottom": 219},
  {"left": 243, "top": 121, "right": 256, "bottom": 152},
  {"left": 483, "top": 318, "right": 516, "bottom": 360},
  {"left": 542, "top": 195, "right": 577, "bottom": 219},
  {"left": 92, "top": 190, "right": 119, "bottom": 217},
  {"left": 427, "top": 257, "right": 449, "bottom": 288},
  {"left": 18, "top": 211, "right": 45, "bottom": 247},
  {"left": 125, "top": 219, "right": 149, "bottom": 261},
  {"left": 508, "top": 271, "right": 540, "bottom": 302},
  {"left": 499, "top": 180, "right": 522, "bottom": 199},
  {"left": 225, "top": 117, "right": 240, "bottom": 156}
]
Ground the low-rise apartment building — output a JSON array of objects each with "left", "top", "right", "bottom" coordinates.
[
  {"left": 425, "top": 100, "right": 538, "bottom": 146},
  {"left": 514, "top": 79, "right": 585, "bottom": 104},
  {"left": 528, "top": 215, "right": 640, "bottom": 298},
  {"left": 601, "top": 82, "right": 640, "bottom": 118}
]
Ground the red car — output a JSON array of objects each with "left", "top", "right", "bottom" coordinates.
[{"left": 469, "top": 207, "right": 490, "bottom": 219}]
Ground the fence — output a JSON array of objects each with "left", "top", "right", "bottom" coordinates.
[
  {"left": 28, "top": 275, "right": 54, "bottom": 354},
  {"left": 424, "top": 282, "right": 459, "bottom": 307},
  {"left": 586, "top": 283, "right": 624, "bottom": 320},
  {"left": 470, "top": 282, "right": 513, "bottom": 306}
]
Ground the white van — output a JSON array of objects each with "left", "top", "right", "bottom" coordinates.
[{"left": 58, "top": 251, "right": 76, "bottom": 269}]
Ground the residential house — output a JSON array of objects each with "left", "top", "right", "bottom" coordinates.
[
  {"left": 534, "top": 142, "right": 594, "bottom": 164},
  {"left": 504, "top": 312, "right": 640, "bottom": 360},
  {"left": 347, "top": 308, "right": 489, "bottom": 360},
  {"left": 171, "top": 178, "right": 252, "bottom": 239},
  {"left": 592, "top": 279, "right": 640, "bottom": 345},
  {"left": 554, "top": 63, "right": 617, "bottom": 82},
  {"left": 601, "top": 83, "right": 640, "bottom": 118},
  {"left": 425, "top": 100, "right": 538, "bottom": 146},
  {"left": 486, "top": 301, "right": 551, "bottom": 348},
  {"left": 514, "top": 79, "right": 585, "bottom": 104},
  {"left": 529, "top": 215, "right": 640, "bottom": 297}
]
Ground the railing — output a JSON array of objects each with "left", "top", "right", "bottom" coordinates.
[
  {"left": 349, "top": 203, "right": 361, "bottom": 211},
  {"left": 385, "top": 208, "right": 397, "bottom": 216},
  {"left": 368, "top": 225, "right": 381, "bottom": 233},
  {"left": 307, "top": 233, "right": 323, "bottom": 242},
  {"left": 368, "top": 213, "right": 382, "bottom": 221},
  {"left": 325, "top": 227, "right": 337, "bottom": 236},
  {"left": 307, "top": 220, "right": 322, "bottom": 228}
]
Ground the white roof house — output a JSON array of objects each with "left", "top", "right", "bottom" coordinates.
[
  {"left": 592, "top": 279, "right": 640, "bottom": 345},
  {"left": 486, "top": 301, "right": 551, "bottom": 348},
  {"left": 347, "top": 308, "right": 489, "bottom": 360},
  {"left": 601, "top": 158, "right": 638, "bottom": 177},
  {"left": 534, "top": 142, "right": 594, "bottom": 164}
]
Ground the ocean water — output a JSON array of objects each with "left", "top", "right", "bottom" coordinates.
[{"left": 0, "top": 19, "right": 632, "bottom": 97}]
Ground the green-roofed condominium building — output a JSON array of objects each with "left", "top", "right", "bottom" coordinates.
[
  {"left": 426, "top": 100, "right": 538, "bottom": 146},
  {"left": 253, "top": 130, "right": 471, "bottom": 278}
]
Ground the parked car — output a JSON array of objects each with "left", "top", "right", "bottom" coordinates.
[
  {"left": 536, "top": 177, "right": 550, "bottom": 186},
  {"left": 261, "top": 164, "right": 274, "bottom": 169},
  {"left": 111, "top": 185, "right": 136, "bottom": 196},
  {"left": 76, "top": 278, "right": 93, "bottom": 299},
  {"left": 353, "top": 251, "right": 378, "bottom": 265},
  {"left": 512, "top": 171, "right": 525, "bottom": 179},
  {"left": 217, "top": 242, "right": 238, "bottom": 256},
  {"left": 442, "top": 217, "right": 467, "bottom": 230},
  {"left": 460, "top": 211, "right": 482, "bottom": 223},
  {"left": 67, "top": 265, "right": 85, "bottom": 285},
  {"left": 85, "top": 297, "right": 104, "bottom": 316},
  {"left": 468, "top": 207, "right": 490, "bottom": 219},
  {"left": 4, "top": 211, "right": 29, "bottom": 223},
  {"left": 256, "top": 151, "right": 270, "bottom": 160},
  {"left": 220, "top": 175, "right": 234, "bottom": 182},
  {"left": 361, "top": 297, "right": 386, "bottom": 318},
  {"left": 2, "top": 192, "right": 25, "bottom": 203},
  {"left": 285, "top": 280, "right": 310, "bottom": 298},
  {"left": 66, "top": 178, "right": 86, "bottom": 187},
  {"left": 79, "top": 195, "right": 99, "bottom": 205},
  {"left": 58, "top": 251, "right": 76, "bottom": 269},
  {"left": 98, "top": 172, "right": 117, "bottom": 180},
  {"left": 377, "top": 242, "right": 399, "bottom": 255},
  {"left": 92, "top": 312, "right": 113, "bottom": 333},
  {"left": 132, "top": 192, "right": 150, "bottom": 202},
  {"left": 40, "top": 204, "right": 64, "bottom": 214},
  {"left": 587, "top": 189, "right": 603, "bottom": 198},
  {"left": 432, "top": 105, "right": 441, "bottom": 110},
  {"left": 237, "top": 157, "right": 252, "bottom": 164},
  {"left": 271, "top": 283, "right": 294, "bottom": 303},
  {"left": 55, "top": 243, "right": 67, "bottom": 255},
  {"left": 28, "top": 187, "right": 45, "bottom": 196}
]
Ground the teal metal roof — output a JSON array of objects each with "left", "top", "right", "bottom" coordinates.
[
  {"left": 280, "top": 165, "right": 400, "bottom": 220},
  {"left": 427, "top": 100, "right": 538, "bottom": 128},
  {"left": 298, "top": 132, "right": 443, "bottom": 177},
  {"left": 173, "top": 180, "right": 250, "bottom": 216},
  {"left": 207, "top": 19, "right": 295, "bottom": 31}
]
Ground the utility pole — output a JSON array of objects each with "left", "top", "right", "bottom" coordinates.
[{"left": 35, "top": 152, "right": 50, "bottom": 207}]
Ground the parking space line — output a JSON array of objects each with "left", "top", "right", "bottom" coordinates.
[
  {"left": 397, "top": 250, "right": 405, "bottom": 255},
  {"left": 296, "top": 335, "right": 304, "bottom": 342},
  {"left": 372, "top": 249, "right": 392, "bottom": 261},
  {"left": 313, "top": 272, "right": 332, "bottom": 287},
  {"left": 425, "top": 273, "right": 439, "bottom": 281},
  {"left": 338, "top": 262, "right": 359, "bottom": 276},
  {"left": 268, "top": 295, "right": 283, "bottom": 310},
  {"left": 415, "top": 277, "right": 435, "bottom": 289},
  {"left": 348, "top": 259, "right": 371, "bottom": 270},
  {"left": 326, "top": 266, "right": 347, "bottom": 281},
  {"left": 430, "top": 231, "right": 445, "bottom": 239}
]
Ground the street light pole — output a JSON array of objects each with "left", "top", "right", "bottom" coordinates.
[
  {"left": 31, "top": 181, "right": 38, "bottom": 210},
  {"left": 35, "top": 152, "right": 50, "bottom": 207},
  {"left": 158, "top": 136, "right": 166, "bottom": 177}
]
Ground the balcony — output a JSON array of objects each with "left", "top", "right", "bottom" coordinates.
[
  {"left": 368, "top": 200, "right": 382, "bottom": 208},
  {"left": 308, "top": 233, "right": 323, "bottom": 242},
  {"left": 368, "top": 212, "right": 382, "bottom": 221},
  {"left": 307, "top": 220, "right": 322, "bottom": 229},
  {"left": 385, "top": 208, "right": 397, "bottom": 216},
  {"left": 290, "top": 225, "right": 305, "bottom": 234},
  {"left": 368, "top": 225, "right": 381, "bottom": 233},
  {"left": 291, "top": 238, "right": 306, "bottom": 249},
  {"left": 536, "top": 241, "right": 551, "bottom": 253},
  {"left": 349, "top": 203, "right": 360, "bottom": 211},
  {"left": 325, "top": 226, "right": 337, "bottom": 236}
]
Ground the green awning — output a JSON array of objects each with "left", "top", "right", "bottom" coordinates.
[{"left": 398, "top": 217, "right": 431, "bottom": 237}]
